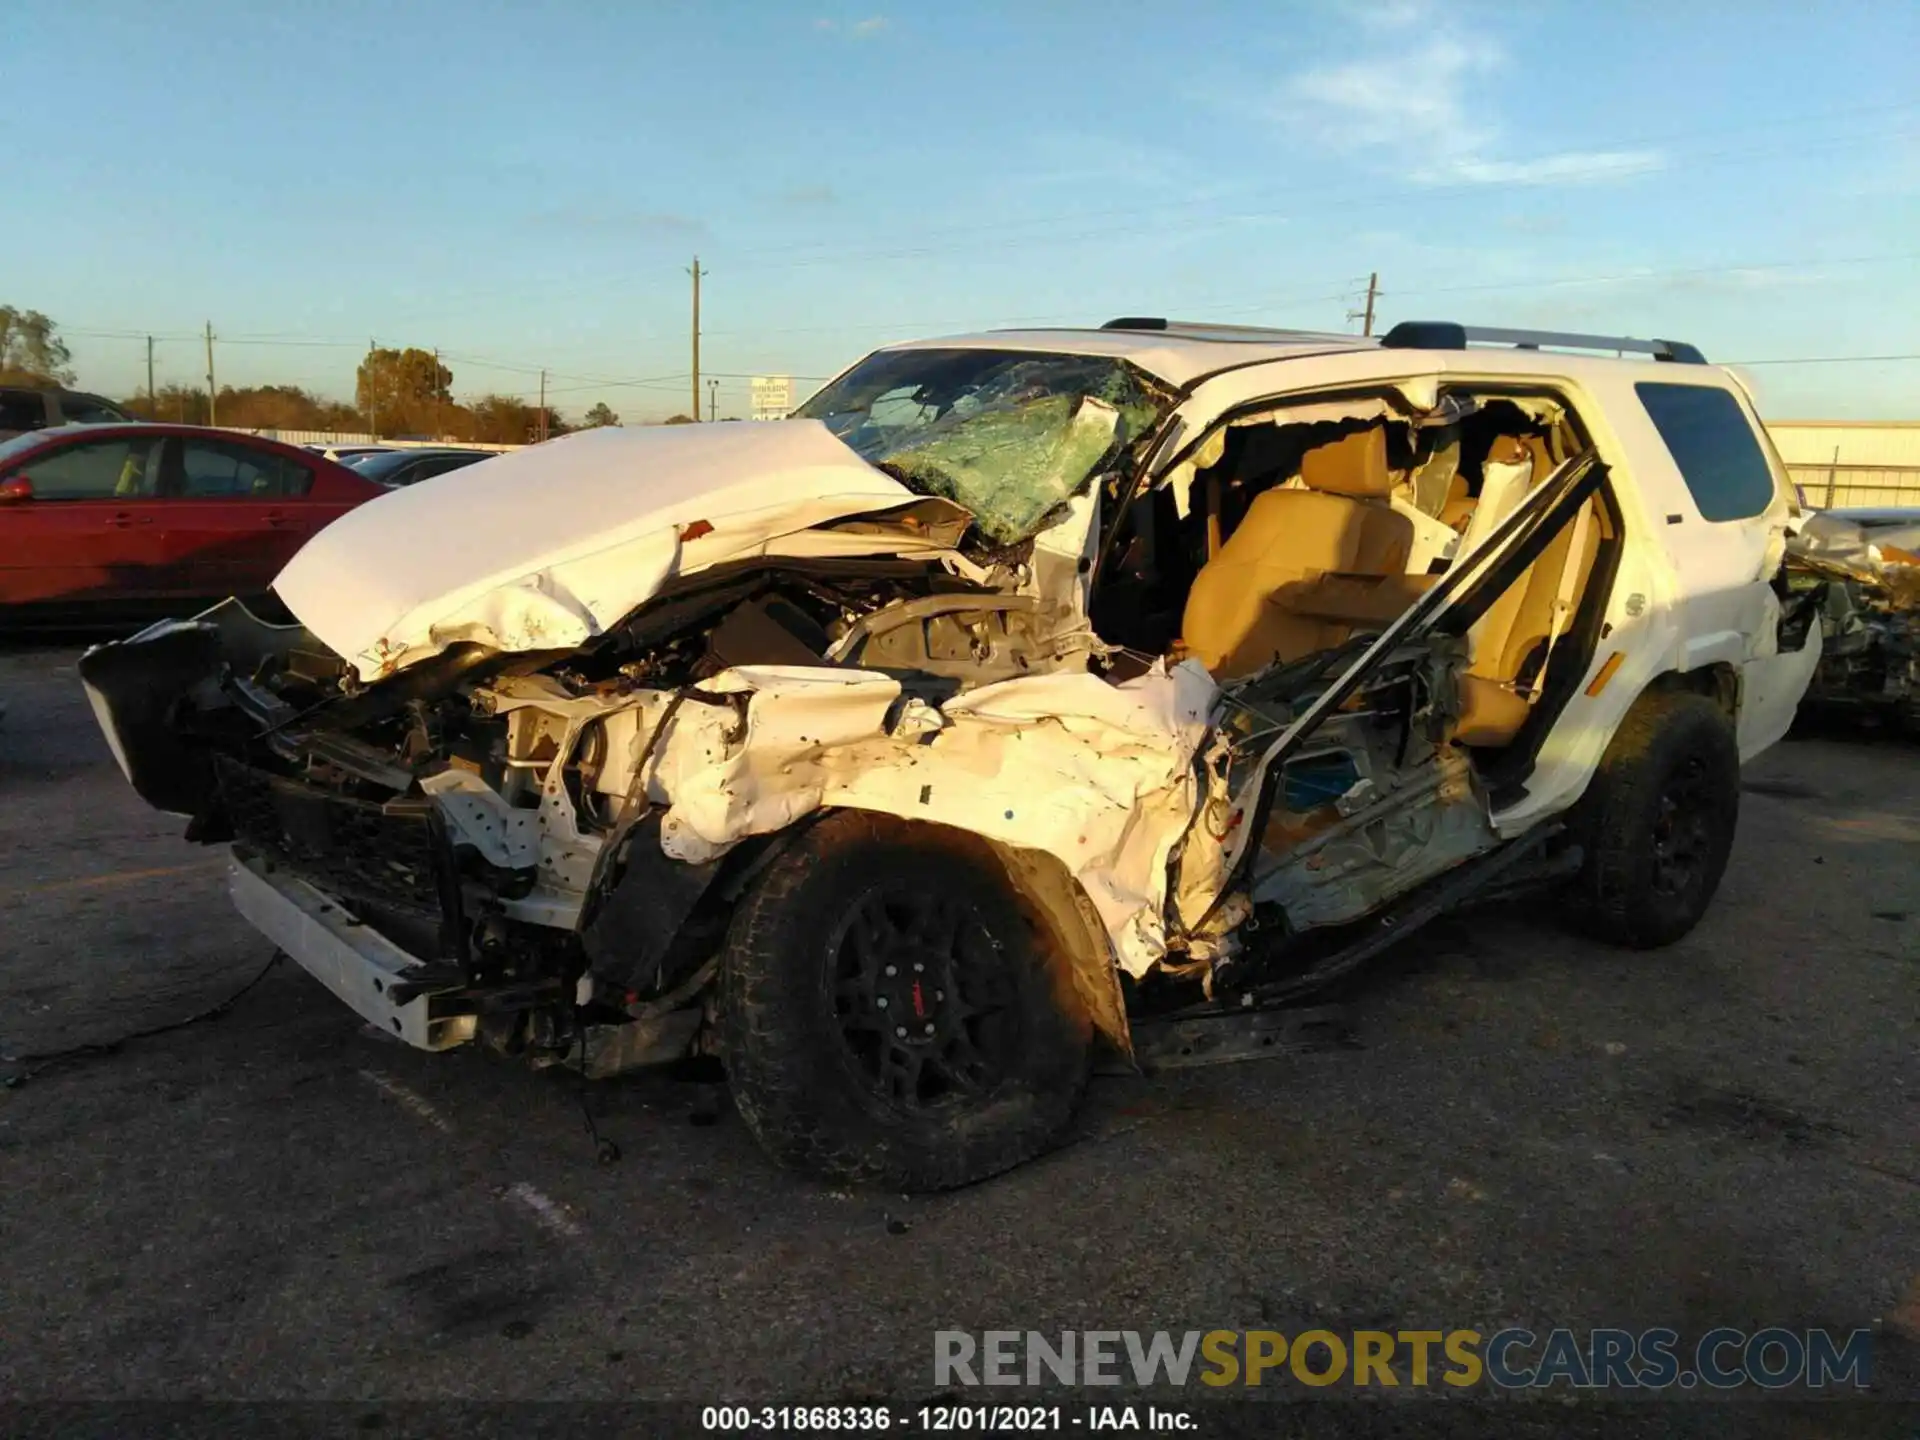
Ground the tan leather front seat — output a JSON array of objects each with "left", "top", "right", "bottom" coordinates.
[{"left": 1182, "top": 427, "right": 1418, "bottom": 679}]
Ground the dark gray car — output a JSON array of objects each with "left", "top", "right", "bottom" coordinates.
[
  {"left": 345, "top": 447, "right": 495, "bottom": 488},
  {"left": 0, "top": 387, "right": 131, "bottom": 441}
]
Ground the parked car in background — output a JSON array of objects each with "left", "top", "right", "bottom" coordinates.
[
  {"left": 0, "top": 423, "right": 385, "bottom": 628},
  {"left": 0, "top": 386, "right": 131, "bottom": 441},
  {"left": 304, "top": 443, "right": 395, "bottom": 464},
  {"left": 344, "top": 446, "right": 496, "bottom": 488}
]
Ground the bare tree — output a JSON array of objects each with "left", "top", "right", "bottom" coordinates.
[{"left": 0, "top": 306, "right": 75, "bottom": 385}]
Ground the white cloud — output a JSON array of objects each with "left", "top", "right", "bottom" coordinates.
[
  {"left": 814, "top": 15, "right": 888, "bottom": 37},
  {"left": 1276, "top": 29, "right": 1664, "bottom": 188},
  {"left": 1441, "top": 150, "right": 1665, "bottom": 186},
  {"left": 1287, "top": 35, "right": 1498, "bottom": 156},
  {"left": 1340, "top": 0, "right": 1432, "bottom": 32}
]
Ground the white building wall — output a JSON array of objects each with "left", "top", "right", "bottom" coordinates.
[{"left": 1765, "top": 421, "right": 1920, "bottom": 509}]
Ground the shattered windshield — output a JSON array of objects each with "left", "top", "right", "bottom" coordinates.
[{"left": 795, "top": 348, "right": 1171, "bottom": 545}]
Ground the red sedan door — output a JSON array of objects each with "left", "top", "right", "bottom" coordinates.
[
  {"left": 0, "top": 432, "right": 171, "bottom": 611},
  {"left": 160, "top": 435, "right": 382, "bottom": 600}
]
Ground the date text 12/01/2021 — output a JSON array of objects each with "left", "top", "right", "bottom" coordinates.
[{"left": 700, "top": 1405, "right": 1193, "bottom": 1431}]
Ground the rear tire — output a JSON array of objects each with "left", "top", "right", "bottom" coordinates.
[
  {"left": 1568, "top": 689, "right": 1741, "bottom": 948},
  {"left": 719, "top": 812, "right": 1091, "bottom": 1190}
]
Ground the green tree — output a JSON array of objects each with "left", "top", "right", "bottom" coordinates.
[
  {"left": 356, "top": 347, "right": 452, "bottom": 436},
  {"left": 216, "top": 384, "right": 363, "bottom": 432},
  {"left": 663, "top": 413, "right": 695, "bottom": 425},
  {"left": 583, "top": 401, "right": 620, "bottom": 428},
  {"left": 457, "top": 394, "right": 573, "bottom": 444},
  {"left": 0, "top": 306, "right": 75, "bottom": 385},
  {"left": 466, "top": 393, "right": 537, "bottom": 444},
  {"left": 121, "top": 383, "right": 363, "bottom": 432},
  {"left": 122, "top": 383, "right": 210, "bottom": 425}
]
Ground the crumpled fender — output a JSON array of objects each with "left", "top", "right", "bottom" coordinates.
[{"left": 648, "top": 660, "right": 1221, "bottom": 981}]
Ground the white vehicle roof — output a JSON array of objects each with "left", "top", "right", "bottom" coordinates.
[{"left": 875, "top": 320, "right": 1723, "bottom": 392}]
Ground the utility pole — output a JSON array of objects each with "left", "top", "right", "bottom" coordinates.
[
  {"left": 433, "top": 347, "right": 444, "bottom": 439},
  {"left": 204, "top": 322, "right": 217, "bottom": 426},
  {"left": 1348, "top": 272, "right": 1380, "bottom": 337},
  {"left": 707, "top": 378, "right": 719, "bottom": 423},
  {"left": 539, "top": 369, "right": 548, "bottom": 442},
  {"left": 688, "top": 255, "right": 708, "bottom": 420},
  {"left": 145, "top": 335, "right": 155, "bottom": 407},
  {"left": 367, "top": 339, "right": 379, "bottom": 439}
]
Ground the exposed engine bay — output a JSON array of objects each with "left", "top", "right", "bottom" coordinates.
[{"left": 82, "top": 545, "right": 1136, "bottom": 1065}]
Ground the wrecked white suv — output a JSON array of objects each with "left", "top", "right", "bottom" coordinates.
[{"left": 81, "top": 319, "right": 1822, "bottom": 1190}]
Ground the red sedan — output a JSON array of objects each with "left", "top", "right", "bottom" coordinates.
[{"left": 0, "top": 423, "right": 387, "bottom": 627}]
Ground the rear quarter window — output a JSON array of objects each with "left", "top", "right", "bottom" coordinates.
[
  {"left": 58, "top": 395, "right": 129, "bottom": 425},
  {"left": 1635, "top": 382, "right": 1778, "bottom": 522},
  {"left": 0, "top": 391, "right": 48, "bottom": 431}
]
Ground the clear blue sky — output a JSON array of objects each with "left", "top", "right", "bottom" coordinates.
[{"left": 7, "top": 0, "right": 1918, "bottom": 421}]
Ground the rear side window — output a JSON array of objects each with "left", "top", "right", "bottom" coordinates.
[
  {"left": 58, "top": 395, "right": 128, "bottom": 425},
  {"left": 0, "top": 391, "right": 47, "bottom": 431},
  {"left": 177, "top": 439, "right": 313, "bottom": 498},
  {"left": 417, "top": 453, "right": 486, "bottom": 481},
  {"left": 1636, "top": 383, "right": 1777, "bottom": 522}
]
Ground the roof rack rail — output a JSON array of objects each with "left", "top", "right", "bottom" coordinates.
[
  {"left": 1097, "top": 317, "right": 1357, "bottom": 343},
  {"left": 1379, "top": 321, "right": 1706, "bottom": 364}
]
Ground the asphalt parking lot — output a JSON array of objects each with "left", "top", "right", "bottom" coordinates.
[{"left": 2, "top": 640, "right": 1917, "bottom": 1433}]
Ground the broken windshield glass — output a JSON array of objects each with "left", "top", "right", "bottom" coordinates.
[{"left": 796, "top": 348, "right": 1171, "bottom": 545}]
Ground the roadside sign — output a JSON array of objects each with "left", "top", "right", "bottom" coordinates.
[{"left": 750, "top": 375, "right": 793, "bottom": 422}]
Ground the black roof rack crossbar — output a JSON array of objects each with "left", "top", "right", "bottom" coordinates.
[
  {"left": 1380, "top": 321, "right": 1706, "bottom": 364},
  {"left": 1097, "top": 317, "right": 1358, "bottom": 344}
]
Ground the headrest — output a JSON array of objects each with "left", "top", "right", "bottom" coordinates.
[
  {"left": 1486, "top": 434, "right": 1531, "bottom": 467},
  {"left": 1299, "top": 426, "right": 1393, "bottom": 498}
]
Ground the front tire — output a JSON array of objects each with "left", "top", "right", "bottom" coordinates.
[
  {"left": 719, "top": 812, "right": 1091, "bottom": 1190},
  {"left": 1569, "top": 689, "right": 1741, "bottom": 948}
]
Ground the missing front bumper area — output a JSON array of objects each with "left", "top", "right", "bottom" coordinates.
[
  {"left": 226, "top": 853, "right": 708, "bottom": 1072},
  {"left": 227, "top": 853, "right": 475, "bottom": 1050}
]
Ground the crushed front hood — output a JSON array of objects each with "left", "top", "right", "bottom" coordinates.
[{"left": 273, "top": 420, "right": 928, "bottom": 681}]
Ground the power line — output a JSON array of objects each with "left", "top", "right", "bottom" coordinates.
[
  {"left": 1726, "top": 354, "right": 1920, "bottom": 366},
  {"left": 54, "top": 236, "right": 1919, "bottom": 387},
  {"left": 1387, "top": 249, "right": 1920, "bottom": 301},
  {"left": 53, "top": 240, "right": 1920, "bottom": 413}
]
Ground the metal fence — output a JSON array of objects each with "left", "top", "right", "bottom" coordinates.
[
  {"left": 1784, "top": 464, "right": 1920, "bottom": 510},
  {"left": 221, "top": 428, "right": 519, "bottom": 454}
]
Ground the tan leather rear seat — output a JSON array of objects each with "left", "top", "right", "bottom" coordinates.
[
  {"left": 1456, "top": 493, "right": 1608, "bottom": 745},
  {"left": 1181, "top": 427, "right": 1415, "bottom": 678}
]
